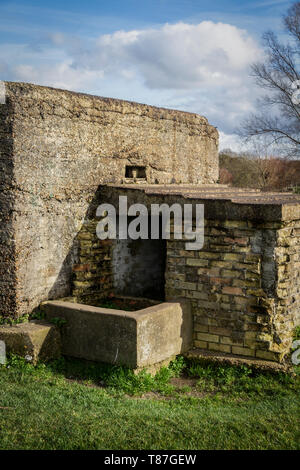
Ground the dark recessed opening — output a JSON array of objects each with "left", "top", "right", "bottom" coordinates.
[
  {"left": 112, "top": 216, "right": 166, "bottom": 301},
  {"left": 125, "top": 165, "right": 146, "bottom": 179}
]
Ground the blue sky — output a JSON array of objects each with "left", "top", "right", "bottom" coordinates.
[{"left": 0, "top": 0, "right": 295, "bottom": 149}]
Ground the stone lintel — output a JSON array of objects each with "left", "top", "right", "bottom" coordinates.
[{"left": 102, "top": 185, "right": 300, "bottom": 222}]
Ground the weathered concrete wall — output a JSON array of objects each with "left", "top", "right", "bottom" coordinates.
[
  {"left": 0, "top": 95, "right": 16, "bottom": 317},
  {"left": 1, "top": 82, "right": 218, "bottom": 318}
]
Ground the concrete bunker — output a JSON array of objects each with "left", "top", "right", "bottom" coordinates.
[{"left": 0, "top": 82, "right": 299, "bottom": 369}]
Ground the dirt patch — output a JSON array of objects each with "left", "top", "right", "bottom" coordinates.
[
  {"left": 136, "top": 376, "right": 212, "bottom": 400},
  {"left": 65, "top": 374, "right": 211, "bottom": 400},
  {"left": 169, "top": 377, "right": 197, "bottom": 388},
  {"left": 132, "top": 391, "right": 169, "bottom": 401}
]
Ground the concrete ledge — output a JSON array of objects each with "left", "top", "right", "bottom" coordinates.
[
  {"left": 41, "top": 299, "right": 192, "bottom": 369},
  {"left": 0, "top": 320, "right": 61, "bottom": 364},
  {"left": 102, "top": 185, "right": 300, "bottom": 222},
  {"left": 185, "top": 348, "right": 293, "bottom": 373}
]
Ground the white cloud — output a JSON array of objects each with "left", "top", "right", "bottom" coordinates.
[
  {"left": 0, "top": 20, "right": 263, "bottom": 145},
  {"left": 219, "top": 131, "right": 246, "bottom": 152},
  {"left": 65, "top": 21, "right": 261, "bottom": 90},
  {"left": 13, "top": 61, "right": 104, "bottom": 91}
]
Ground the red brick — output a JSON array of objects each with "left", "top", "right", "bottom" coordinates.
[{"left": 72, "top": 264, "right": 90, "bottom": 272}]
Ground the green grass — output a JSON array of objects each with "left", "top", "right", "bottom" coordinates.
[{"left": 0, "top": 355, "right": 299, "bottom": 450}]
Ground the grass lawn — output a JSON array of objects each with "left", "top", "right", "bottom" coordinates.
[{"left": 0, "top": 355, "right": 299, "bottom": 450}]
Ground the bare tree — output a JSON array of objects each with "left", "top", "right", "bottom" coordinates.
[{"left": 241, "top": 2, "right": 300, "bottom": 158}]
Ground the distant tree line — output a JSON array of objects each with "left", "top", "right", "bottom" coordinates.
[{"left": 219, "top": 151, "right": 300, "bottom": 192}]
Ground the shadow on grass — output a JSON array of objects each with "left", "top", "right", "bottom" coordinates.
[{"left": 6, "top": 353, "right": 299, "bottom": 399}]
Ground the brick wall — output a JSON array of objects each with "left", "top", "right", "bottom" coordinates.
[
  {"left": 274, "top": 220, "right": 300, "bottom": 341},
  {"left": 71, "top": 215, "right": 300, "bottom": 363},
  {"left": 72, "top": 220, "right": 114, "bottom": 302},
  {"left": 165, "top": 219, "right": 300, "bottom": 362},
  {"left": 72, "top": 219, "right": 167, "bottom": 302}
]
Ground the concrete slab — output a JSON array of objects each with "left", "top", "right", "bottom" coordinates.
[
  {"left": 41, "top": 299, "right": 192, "bottom": 369},
  {"left": 0, "top": 320, "right": 61, "bottom": 364},
  {"left": 185, "top": 348, "right": 293, "bottom": 373},
  {"left": 103, "top": 184, "right": 300, "bottom": 222}
]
